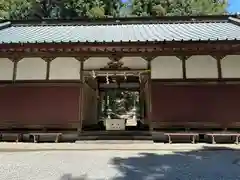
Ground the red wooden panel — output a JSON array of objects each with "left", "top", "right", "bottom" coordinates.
[
  {"left": 0, "top": 86, "right": 81, "bottom": 129},
  {"left": 151, "top": 83, "right": 240, "bottom": 129}
]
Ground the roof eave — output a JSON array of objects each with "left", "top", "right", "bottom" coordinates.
[{"left": 0, "top": 39, "right": 240, "bottom": 47}]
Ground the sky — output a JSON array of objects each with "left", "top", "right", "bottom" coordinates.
[{"left": 228, "top": 0, "right": 240, "bottom": 13}]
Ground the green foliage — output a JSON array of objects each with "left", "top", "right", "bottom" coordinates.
[
  {"left": 63, "top": 0, "right": 105, "bottom": 18},
  {"left": 190, "top": 0, "right": 227, "bottom": 15},
  {"left": 131, "top": 0, "right": 227, "bottom": 17},
  {"left": 0, "top": 0, "right": 33, "bottom": 19},
  {"left": 0, "top": 0, "right": 228, "bottom": 20},
  {"left": 31, "top": 0, "right": 63, "bottom": 19}
]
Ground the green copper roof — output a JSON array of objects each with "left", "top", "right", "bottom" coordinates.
[{"left": 0, "top": 16, "right": 240, "bottom": 44}]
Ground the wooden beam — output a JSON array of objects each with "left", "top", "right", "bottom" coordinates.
[
  {"left": 0, "top": 49, "right": 239, "bottom": 58},
  {"left": 75, "top": 57, "right": 87, "bottom": 134},
  {"left": 0, "top": 42, "right": 239, "bottom": 58}
]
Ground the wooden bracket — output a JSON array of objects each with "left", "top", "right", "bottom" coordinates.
[
  {"left": 9, "top": 56, "right": 23, "bottom": 63},
  {"left": 41, "top": 57, "right": 56, "bottom": 62},
  {"left": 75, "top": 56, "right": 89, "bottom": 62},
  {"left": 142, "top": 56, "right": 156, "bottom": 62},
  {"left": 211, "top": 55, "right": 226, "bottom": 61},
  {"left": 108, "top": 55, "right": 122, "bottom": 62},
  {"left": 177, "top": 56, "right": 190, "bottom": 61}
]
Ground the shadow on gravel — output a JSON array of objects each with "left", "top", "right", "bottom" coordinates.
[
  {"left": 110, "top": 146, "right": 240, "bottom": 180},
  {"left": 59, "top": 146, "right": 240, "bottom": 180}
]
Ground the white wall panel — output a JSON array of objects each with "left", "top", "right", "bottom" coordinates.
[
  {"left": 50, "top": 57, "right": 80, "bottom": 79},
  {"left": 16, "top": 58, "right": 46, "bottom": 80},
  {"left": 186, "top": 55, "right": 218, "bottom": 78},
  {"left": 221, "top": 55, "right": 240, "bottom": 78},
  {"left": 151, "top": 56, "right": 183, "bottom": 79},
  {"left": 0, "top": 58, "right": 14, "bottom": 80}
]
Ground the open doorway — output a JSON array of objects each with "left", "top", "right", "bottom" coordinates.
[
  {"left": 99, "top": 90, "right": 140, "bottom": 129},
  {"left": 96, "top": 73, "right": 149, "bottom": 131},
  {"left": 81, "top": 71, "right": 150, "bottom": 133}
]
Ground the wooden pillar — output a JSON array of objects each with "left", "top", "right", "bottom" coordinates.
[
  {"left": 143, "top": 56, "right": 155, "bottom": 131},
  {"left": 75, "top": 57, "right": 88, "bottom": 134},
  {"left": 147, "top": 61, "right": 152, "bottom": 131}
]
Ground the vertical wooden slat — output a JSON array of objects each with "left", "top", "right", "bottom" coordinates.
[
  {"left": 217, "top": 58, "right": 222, "bottom": 79},
  {"left": 177, "top": 56, "right": 188, "bottom": 79},
  {"left": 10, "top": 57, "right": 22, "bottom": 81},
  {"left": 212, "top": 55, "right": 225, "bottom": 79},
  {"left": 46, "top": 60, "right": 51, "bottom": 80},
  {"left": 12, "top": 61, "right": 18, "bottom": 81},
  {"left": 182, "top": 58, "right": 187, "bottom": 79}
]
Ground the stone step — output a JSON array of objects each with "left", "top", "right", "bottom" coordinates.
[
  {"left": 80, "top": 131, "right": 151, "bottom": 136},
  {"left": 77, "top": 135, "right": 153, "bottom": 141}
]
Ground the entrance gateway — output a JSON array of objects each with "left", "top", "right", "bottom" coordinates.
[{"left": 0, "top": 15, "right": 240, "bottom": 142}]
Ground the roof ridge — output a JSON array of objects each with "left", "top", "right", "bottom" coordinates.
[
  {"left": 12, "top": 19, "right": 229, "bottom": 27},
  {"left": 229, "top": 17, "right": 240, "bottom": 26},
  {"left": 0, "top": 21, "right": 11, "bottom": 30},
  {"left": 7, "top": 15, "right": 234, "bottom": 26}
]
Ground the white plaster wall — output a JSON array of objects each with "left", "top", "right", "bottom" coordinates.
[
  {"left": 221, "top": 55, "right": 240, "bottom": 78},
  {"left": 84, "top": 57, "right": 110, "bottom": 70},
  {"left": 50, "top": 57, "right": 80, "bottom": 79},
  {"left": 186, "top": 55, "right": 218, "bottom": 78},
  {"left": 0, "top": 58, "right": 14, "bottom": 80},
  {"left": 120, "top": 57, "right": 147, "bottom": 69},
  {"left": 16, "top": 58, "right": 46, "bottom": 80},
  {"left": 151, "top": 56, "right": 183, "bottom": 79}
]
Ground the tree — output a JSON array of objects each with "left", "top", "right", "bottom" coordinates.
[
  {"left": 102, "top": 0, "right": 123, "bottom": 17},
  {"left": 0, "top": 0, "right": 33, "bottom": 20},
  {"left": 130, "top": 0, "right": 227, "bottom": 16},
  {"left": 63, "top": 0, "right": 123, "bottom": 18},
  {"left": 62, "top": 0, "right": 105, "bottom": 18},
  {"left": 31, "top": 0, "right": 63, "bottom": 19},
  {"left": 190, "top": 0, "right": 227, "bottom": 15}
]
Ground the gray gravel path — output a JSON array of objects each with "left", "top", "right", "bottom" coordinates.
[{"left": 0, "top": 148, "right": 240, "bottom": 180}]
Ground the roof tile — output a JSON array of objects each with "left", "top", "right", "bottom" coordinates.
[{"left": 0, "top": 17, "right": 240, "bottom": 44}]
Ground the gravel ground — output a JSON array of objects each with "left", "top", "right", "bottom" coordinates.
[{"left": 0, "top": 148, "right": 240, "bottom": 180}]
